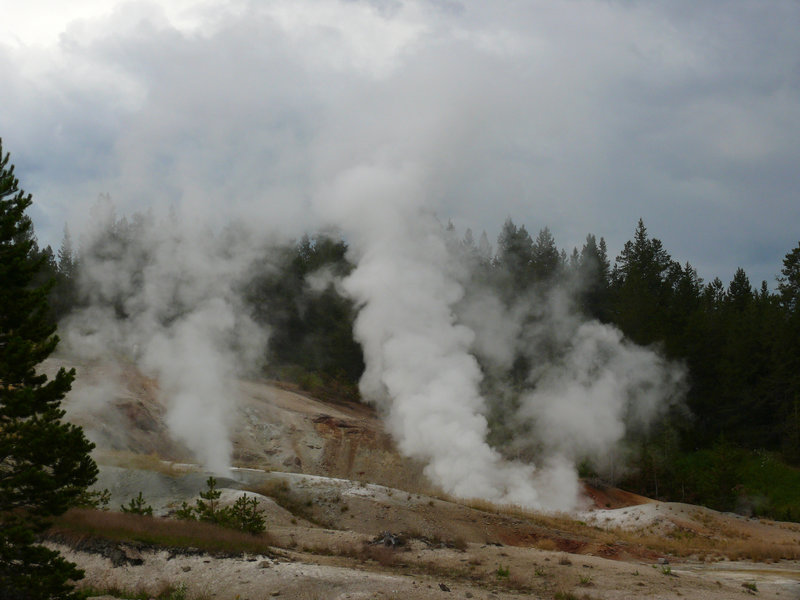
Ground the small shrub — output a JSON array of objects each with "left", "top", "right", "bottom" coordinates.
[
  {"left": 195, "top": 477, "right": 227, "bottom": 524},
  {"left": 175, "top": 478, "right": 266, "bottom": 534},
  {"left": 451, "top": 537, "right": 468, "bottom": 551},
  {"left": 175, "top": 501, "right": 196, "bottom": 520},
  {"left": 121, "top": 491, "right": 153, "bottom": 516},
  {"left": 535, "top": 538, "right": 558, "bottom": 551},
  {"left": 742, "top": 581, "right": 758, "bottom": 592},
  {"left": 496, "top": 564, "right": 510, "bottom": 578},
  {"left": 228, "top": 494, "right": 266, "bottom": 534},
  {"left": 77, "top": 488, "right": 111, "bottom": 510},
  {"left": 579, "top": 574, "right": 593, "bottom": 586}
]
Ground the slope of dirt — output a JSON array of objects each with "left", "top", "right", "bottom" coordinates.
[
  {"left": 44, "top": 356, "right": 428, "bottom": 490},
  {"left": 41, "top": 357, "right": 800, "bottom": 598}
]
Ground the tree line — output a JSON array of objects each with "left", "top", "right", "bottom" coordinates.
[{"left": 25, "top": 181, "right": 800, "bottom": 518}]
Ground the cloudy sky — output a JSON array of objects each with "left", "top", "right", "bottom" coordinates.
[{"left": 2, "top": 0, "right": 799, "bottom": 287}]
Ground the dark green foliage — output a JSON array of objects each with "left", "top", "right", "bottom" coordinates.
[
  {"left": 575, "top": 234, "right": 610, "bottom": 321},
  {"left": 49, "top": 226, "right": 78, "bottom": 322},
  {"left": 530, "top": 226, "right": 562, "bottom": 284},
  {"left": 778, "top": 241, "right": 800, "bottom": 313},
  {"left": 0, "top": 139, "right": 98, "bottom": 599},
  {"left": 175, "top": 477, "right": 266, "bottom": 535},
  {"left": 195, "top": 476, "right": 226, "bottom": 524},
  {"left": 246, "top": 233, "right": 364, "bottom": 388},
  {"left": 75, "top": 488, "right": 111, "bottom": 510},
  {"left": 494, "top": 218, "right": 534, "bottom": 295},
  {"left": 228, "top": 494, "right": 267, "bottom": 534},
  {"left": 610, "top": 219, "right": 675, "bottom": 346},
  {"left": 121, "top": 492, "right": 153, "bottom": 516},
  {"left": 174, "top": 501, "right": 196, "bottom": 521}
]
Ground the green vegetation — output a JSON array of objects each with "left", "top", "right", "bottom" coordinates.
[
  {"left": 121, "top": 492, "right": 153, "bottom": 516},
  {"left": 1, "top": 139, "right": 98, "bottom": 599},
  {"left": 175, "top": 477, "right": 266, "bottom": 535}
]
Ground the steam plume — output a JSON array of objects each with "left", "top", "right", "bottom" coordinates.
[
  {"left": 316, "top": 165, "right": 684, "bottom": 510},
  {"left": 60, "top": 172, "right": 685, "bottom": 510},
  {"left": 62, "top": 203, "right": 266, "bottom": 472}
]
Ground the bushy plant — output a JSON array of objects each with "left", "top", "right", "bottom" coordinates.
[
  {"left": 175, "top": 477, "right": 266, "bottom": 534},
  {"left": 228, "top": 495, "right": 266, "bottom": 534},
  {"left": 121, "top": 492, "right": 153, "bottom": 516}
]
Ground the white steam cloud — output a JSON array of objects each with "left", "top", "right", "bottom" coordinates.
[
  {"left": 60, "top": 168, "right": 685, "bottom": 510},
  {"left": 315, "top": 164, "right": 547, "bottom": 505},
  {"left": 311, "top": 163, "right": 685, "bottom": 510},
  {"left": 62, "top": 202, "right": 266, "bottom": 473}
]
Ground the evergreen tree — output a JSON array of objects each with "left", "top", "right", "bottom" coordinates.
[
  {"left": 778, "top": 241, "right": 800, "bottom": 313},
  {"left": 50, "top": 225, "right": 78, "bottom": 321},
  {"left": 494, "top": 218, "right": 533, "bottom": 295},
  {"left": 530, "top": 226, "right": 561, "bottom": 283},
  {"left": 0, "top": 139, "right": 98, "bottom": 599},
  {"left": 727, "top": 267, "right": 753, "bottom": 312},
  {"left": 576, "top": 233, "right": 611, "bottom": 321},
  {"left": 610, "top": 219, "right": 675, "bottom": 345},
  {"left": 776, "top": 242, "right": 800, "bottom": 459},
  {"left": 56, "top": 225, "right": 76, "bottom": 280}
]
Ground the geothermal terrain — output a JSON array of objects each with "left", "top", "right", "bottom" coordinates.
[{"left": 44, "top": 357, "right": 800, "bottom": 600}]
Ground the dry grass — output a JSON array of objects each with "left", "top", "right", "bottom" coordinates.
[
  {"left": 93, "top": 450, "right": 194, "bottom": 476},
  {"left": 79, "top": 580, "right": 193, "bottom": 600},
  {"left": 424, "top": 493, "right": 800, "bottom": 563},
  {"left": 246, "top": 479, "right": 327, "bottom": 526},
  {"left": 50, "top": 508, "right": 274, "bottom": 555}
]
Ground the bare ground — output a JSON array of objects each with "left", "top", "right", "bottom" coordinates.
[{"left": 42, "top": 357, "right": 800, "bottom": 599}]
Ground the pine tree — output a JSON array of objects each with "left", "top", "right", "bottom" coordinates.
[
  {"left": 530, "top": 226, "right": 561, "bottom": 283},
  {"left": 778, "top": 241, "right": 800, "bottom": 313},
  {"left": 0, "top": 139, "right": 98, "bottom": 599},
  {"left": 576, "top": 233, "right": 611, "bottom": 321},
  {"left": 610, "top": 219, "right": 675, "bottom": 344},
  {"left": 494, "top": 218, "right": 533, "bottom": 294}
]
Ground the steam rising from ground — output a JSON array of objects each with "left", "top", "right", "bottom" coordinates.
[
  {"left": 62, "top": 203, "right": 266, "bottom": 473},
  {"left": 316, "top": 165, "right": 545, "bottom": 505},
  {"left": 60, "top": 175, "right": 684, "bottom": 509}
]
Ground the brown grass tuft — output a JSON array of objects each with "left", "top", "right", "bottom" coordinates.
[
  {"left": 50, "top": 508, "right": 274, "bottom": 555},
  {"left": 93, "top": 450, "right": 193, "bottom": 476}
]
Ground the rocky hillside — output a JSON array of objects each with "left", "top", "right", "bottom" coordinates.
[{"left": 41, "top": 357, "right": 800, "bottom": 599}]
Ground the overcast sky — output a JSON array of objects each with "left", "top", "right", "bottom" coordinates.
[{"left": 1, "top": 0, "right": 798, "bottom": 287}]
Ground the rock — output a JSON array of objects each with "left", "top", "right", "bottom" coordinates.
[
  {"left": 439, "top": 583, "right": 451, "bottom": 592},
  {"left": 109, "top": 544, "right": 144, "bottom": 567},
  {"left": 374, "top": 531, "right": 403, "bottom": 548},
  {"left": 259, "top": 560, "right": 272, "bottom": 568},
  {"left": 465, "top": 593, "right": 473, "bottom": 598},
  {"left": 182, "top": 565, "right": 192, "bottom": 572},
  {"left": 657, "top": 557, "right": 670, "bottom": 565}
]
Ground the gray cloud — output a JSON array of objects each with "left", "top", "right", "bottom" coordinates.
[{"left": 2, "top": 0, "right": 799, "bottom": 284}]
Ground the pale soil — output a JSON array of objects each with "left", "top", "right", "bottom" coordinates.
[
  {"left": 41, "top": 357, "right": 800, "bottom": 599},
  {"left": 53, "top": 532, "right": 800, "bottom": 600}
]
